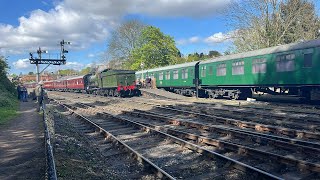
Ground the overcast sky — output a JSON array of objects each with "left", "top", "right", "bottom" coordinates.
[{"left": 1, "top": 0, "right": 317, "bottom": 75}]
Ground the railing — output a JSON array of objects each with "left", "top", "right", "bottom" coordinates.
[{"left": 42, "top": 101, "right": 57, "bottom": 180}]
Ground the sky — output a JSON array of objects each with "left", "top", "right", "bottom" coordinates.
[{"left": 1, "top": 0, "right": 319, "bottom": 75}]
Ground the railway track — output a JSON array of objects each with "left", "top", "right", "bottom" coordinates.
[
  {"left": 124, "top": 98, "right": 320, "bottom": 142},
  {"left": 49, "top": 92, "right": 320, "bottom": 147},
  {"left": 48, "top": 92, "right": 320, "bottom": 179},
  {"left": 47, "top": 95, "right": 319, "bottom": 179},
  {"left": 70, "top": 100, "right": 320, "bottom": 179},
  {"left": 128, "top": 98, "right": 320, "bottom": 132},
  {"left": 50, "top": 98, "right": 281, "bottom": 179}
]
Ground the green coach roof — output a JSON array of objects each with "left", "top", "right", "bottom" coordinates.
[
  {"left": 135, "top": 61, "right": 199, "bottom": 74},
  {"left": 200, "top": 39, "right": 320, "bottom": 65}
]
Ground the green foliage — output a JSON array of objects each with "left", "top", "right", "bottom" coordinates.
[
  {"left": 58, "top": 69, "right": 78, "bottom": 76},
  {"left": 0, "top": 56, "right": 18, "bottom": 124},
  {"left": 128, "top": 26, "right": 179, "bottom": 70},
  {"left": 79, "top": 67, "right": 91, "bottom": 75},
  {"left": 208, "top": 50, "right": 222, "bottom": 58},
  {"left": 186, "top": 51, "right": 222, "bottom": 62}
]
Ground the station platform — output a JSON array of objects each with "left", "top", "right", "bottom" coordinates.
[
  {"left": 0, "top": 100, "right": 45, "bottom": 180},
  {"left": 140, "top": 88, "right": 188, "bottom": 100}
]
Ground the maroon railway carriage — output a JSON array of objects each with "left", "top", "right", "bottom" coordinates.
[
  {"left": 44, "top": 81, "right": 54, "bottom": 90},
  {"left": 24, "top": 82, "right": 37, "bottom": 89},
  {"left": 66, "top": 75, "right": 91, "bottom": 92},
  {"left": 53, "top": 78, "right": 68, "bottom": 91}
]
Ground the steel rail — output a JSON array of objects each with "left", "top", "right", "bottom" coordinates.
[
  {"left": 122, "top": 110, "right": 320, "bottom": 174},
  {"left": 53, "top": 100, "right": 175, "bottom": 180},
  {"left": 77, "top": 98, "right": 320, "bottom": 151},
  {"left": 129, "top": 107, "right": 320, "bottom": 149},
  {"left": 146, "top": 105, "right": 320, "bottom": 142},
  {"left": 97, "top": 112, "right": 282, "bottom": 180},
  {"left": 56, "top": 99, "right": 282, "bottom": 180},
  {"left": 52, "top": 98, "right": 282, "bottom": 179}
]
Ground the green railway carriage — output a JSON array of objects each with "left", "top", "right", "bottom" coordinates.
[
  {"left": 136, "top": 61, "right": 199, "bottom": 96},
  {"left": 199, "top": 39, "right": 320, "bottom": 100},
  {"left": 137, "top": 39, "right": 320, "bottom": 100}
]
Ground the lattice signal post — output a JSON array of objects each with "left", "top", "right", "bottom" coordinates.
[{"left": 29, "top": 40, "right": 71, "bottom": 82}]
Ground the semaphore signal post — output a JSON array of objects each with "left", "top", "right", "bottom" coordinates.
[{"left": 29, "top": 39, "right": 71, "bottom": 83}]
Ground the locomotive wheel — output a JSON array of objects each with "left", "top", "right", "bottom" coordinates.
[
  {"left": 114, "top": 91, "right": 120, "bottom": 97},
  {"left": 109, "top": 90, "right": 114, "bottom": 96}
]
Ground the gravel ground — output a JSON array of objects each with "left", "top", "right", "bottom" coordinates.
[{"left": 49, "top": 104, "right": 157, "bottom": 180}]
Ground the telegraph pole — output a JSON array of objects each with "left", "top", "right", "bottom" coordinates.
[{"left": 29, "top": 40, "right": 70, "bottom": 83}]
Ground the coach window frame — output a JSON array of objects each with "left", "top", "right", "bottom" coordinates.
[
  {"left": 276, "top": 53, "right": 295, "bottom": 72},
  {"left": 232, "top": 60, "right": 244, "bottom": 75},
  {"left": 303, "top": 49, "right": 313, "bottom": 68},
  {"left": 216, "top": 63, "right": 226, "bottom": 76},
  {"left": 159, "top": 72, "right": 164, "bottom": 80},
  {"left": 165, "top": 71, "right": 170, "bottom": 80},
  {"left": 252, "top": 58, "right": 267, "bottom": 74},
  {"left": 182, "top": 68, "right": 188, "bottom": 79},
  {"left": 173, "top": 69, "right": 179, "bottom": 79},
  {"left": 208, "top": 66, "right": 213, "bottom": 75},
  {"left": 201, "top": 66, "right": 206, "bottom": 77}
]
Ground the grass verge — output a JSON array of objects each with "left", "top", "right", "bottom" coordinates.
[
  {"left": 0, "top": 88, "right": 19, "bottom": 125},
  {"left": 0, "top": 107, "right": 18, "bottom": 125}
]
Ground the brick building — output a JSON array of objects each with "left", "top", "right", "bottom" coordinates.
[{"left": 21, "top": 74, "right": 55, "bottom": 83}]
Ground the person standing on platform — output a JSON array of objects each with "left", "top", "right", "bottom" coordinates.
[
  {"left": 35, "top": 81, "right": 44, "bottom": 112},
  {"left": 20, "top": 85, "right": 28, "bottom": 102},
  {"left": 17, "top": 84, "right": 21, "bottom": 100}
]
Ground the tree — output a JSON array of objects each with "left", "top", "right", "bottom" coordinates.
[
  {"left": 0, "top": 56, "right": 8, "bottom": 77},
  {"left": 280, "top": 0, "right": 320, "bottom": 44},
  {"left": 80, "top": 67, "right": 91, "bottom": 75},
  {"left": 129, "top": 26, "right": 180, "bottom": 70},
  {"left": 106, "top": 19, "right": 145, "bottom": 67},
  {"left": 227, "top": 0, "right": 320, "bottom": 52},
  {"left": 28, "top": 72, "right": 34, "bottom": 75},
  {"left": 208, "top": 50, "right": 222, "bottom": 57},
  {"left": 58, "top": 69, "right": 78, "bottom": 76}
]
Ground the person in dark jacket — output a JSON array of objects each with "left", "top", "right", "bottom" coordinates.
[
  {"left": 21, "top": 85, "right": 28, "bottom": 102},
  {"left": 35, "top": 81, "right": 44, "bottom": 112},
  {"left": 17, "top": 84, "right": 21, "bottom": 100}
]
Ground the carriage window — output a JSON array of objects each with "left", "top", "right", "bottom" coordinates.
[
  {"left": 182, "top": 68, "right": 188, "bottom": 79},
  {"left": 165, "top": 71, "right": 170, "bottom": 80},
  {"left": 252, "top": 58, "right": 267, "bottom": 74},
  {"left": 190, "top": 69, "right": 194, "bottom": 77},
  {"left": 173, "top": 70, "right": 179, "bottom": 79},
  {"left": 304, "top": 53, "right": 313, "bottom": 68},
  {"left": 159, "top": 72, "right": 164, "bottom": 80},
  {"left": 201, "top": 66, "right": 206, "bottom": 77},
  {"left": 217, "top": 63, "right": 226, "bottom": 76},
  {"left": 208, "top": 66, "right": 213, "bottom": 75},
  {"left": 232, "top": 60, "right": 244, "bottom": 75},
  {"left": 276, "top": 53, "right": 295, "bottom": 72}
]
